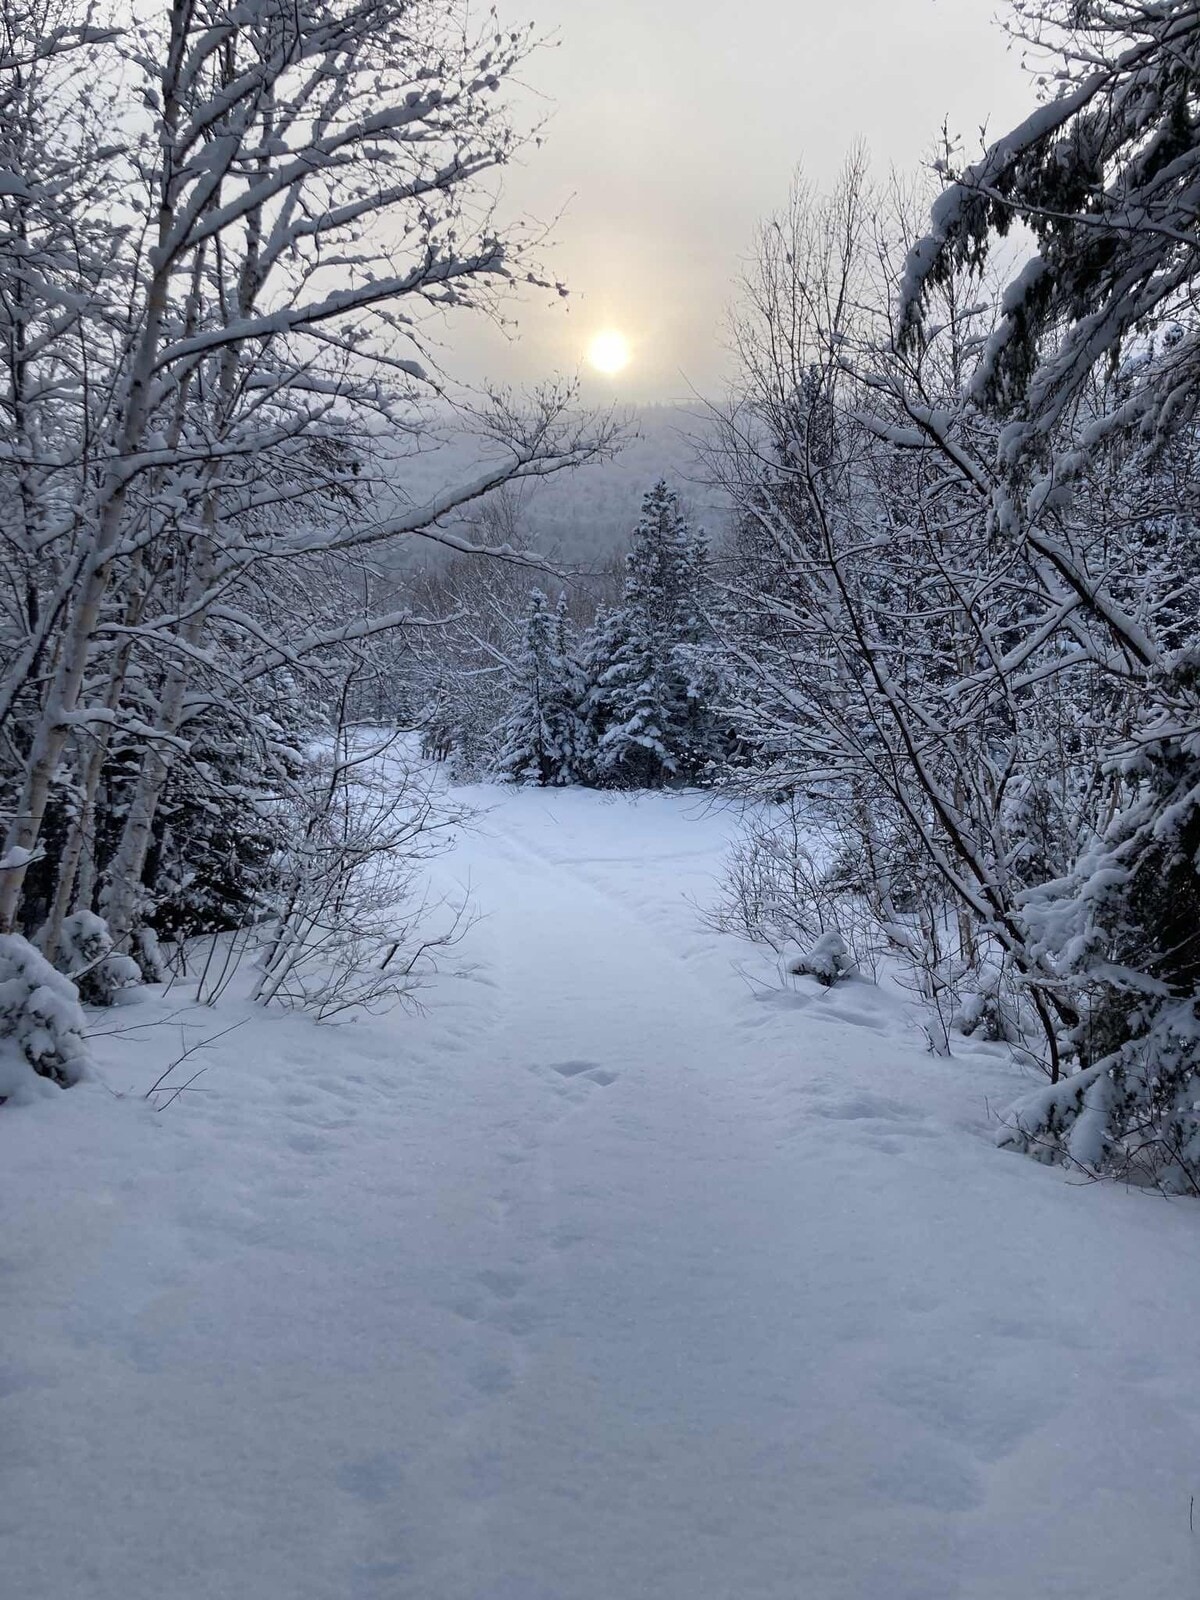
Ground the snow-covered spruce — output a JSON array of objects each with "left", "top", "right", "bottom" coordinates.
[
  {"left": 583, "top": 481, "right": 730, "bottom": 789},
  {"left": 1012, "top": 711, "right": 1200, "bottom": 1190},
  {"left": 492, "top": 591, "right": 586, "bottom": 787}
]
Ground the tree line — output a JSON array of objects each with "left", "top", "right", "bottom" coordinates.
[
  {"left": 706, "top": 1, "right": 1200, "bottom": 1190},
  {"left": 411, "top": 481, "right": 737, "bottom": 791}
]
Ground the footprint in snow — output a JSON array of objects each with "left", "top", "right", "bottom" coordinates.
[
  {"left": 478, "top": 1267, "right": 524, "bottom": 1300},
  {"left": 548, "top": 1060, "right": 619, "bottom": 1087},
  {"left": 335, "top": 1452, "right": 405, "bottom": 1504},
  {"left": 469, "top": 1358, "right": 515, "bottom": 1397}
]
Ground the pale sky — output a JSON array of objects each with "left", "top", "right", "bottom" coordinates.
[{"left": 445, "top": 0, "right": 1035, "bottom": 403}]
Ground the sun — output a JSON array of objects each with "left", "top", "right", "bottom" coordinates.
[{"left": 587, "top": 329, "right": 630, "bottom": 375}]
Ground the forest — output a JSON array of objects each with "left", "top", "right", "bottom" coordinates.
[
  {"left": 3, "top": 5, "right": 1200, "bottom": 1593},
  {"left": 4, "top": 0, "right": 1197, "bottom": 1189}
]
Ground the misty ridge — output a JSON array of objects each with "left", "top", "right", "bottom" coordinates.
[{"left": 379, "top": 402, "right": 730, "bottom": 572}]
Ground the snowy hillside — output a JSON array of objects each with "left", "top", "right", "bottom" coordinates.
[
  {"left": 516, "top": 403, "right": 729, "bottom": 562},
  {"left": 378, "top": 402, "right": 730, "bottom": 570},
  {"left": 4, "top": 772, "right": 1199, "bottom": 1600}
]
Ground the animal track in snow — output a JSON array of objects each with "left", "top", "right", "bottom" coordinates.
[
  {"left": 488, "top": 1301, "right": 540, "bottom": 1336},
  {"left": 876, "top": 1357, "right": 1046, "bottom": 1466},
  {"left": 285, "top": 1130, "right": 323, "bottom": 1154},
  {"left": 807, "top": 1093, "right": 920, "bottom": 1123}
]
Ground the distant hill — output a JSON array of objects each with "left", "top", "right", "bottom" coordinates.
[
  {"left": 518, "top": 402, "right": 730, "bottom": 565},
  {"left": 372, "top": 402, "right": 731, "bottom": 573}
]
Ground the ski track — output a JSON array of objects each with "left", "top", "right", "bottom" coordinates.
[{"left": 4, "top": 784, "right": 1200, "bottom": 1600}]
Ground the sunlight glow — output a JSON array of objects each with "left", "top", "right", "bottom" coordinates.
[{"left": 587, "top": 329, "right": 631, "bottom": 375}]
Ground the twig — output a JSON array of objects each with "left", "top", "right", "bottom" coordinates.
[{"left": 143, "top": 1017, "right": 247, "bottom": 1103}]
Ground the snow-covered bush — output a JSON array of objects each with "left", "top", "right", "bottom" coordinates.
[
  {"left": 0, "top": 933, "right": 89, "bottom": 1099},
  {"left": 55, "top": 911, "right": 141, "bottom": 1007},
  {"left": 952, "top": 978, "right": 1023, "bottom": 1045},
  {"left": 788, "top": 929, "right": 852, "bottom": 987},
  {"left": 997, "top": 1002, "right": 1200, "bottom": 1193},
  {"left": 707, "top": 800, "right": 833, "bottom": 950}
]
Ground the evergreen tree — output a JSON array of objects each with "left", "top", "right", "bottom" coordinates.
[
  {"left": 584, "top": 482, "right": 724, "bottom": 789},
  {"left": 590, "top": 613, "right": 675, "bottom": 788},
  {"left": 550, "top": 592, "right": 588, "bottom": 775},
  {"left": 493, "top": 591, "right": 584, "bottom": 787}
]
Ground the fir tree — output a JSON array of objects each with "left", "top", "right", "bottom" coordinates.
[
  {"left": 493, "top": 591, "right": 584, "bottom": 787},
  {"left": 584, "top": 482, "right": 724, "bottom": 789}
]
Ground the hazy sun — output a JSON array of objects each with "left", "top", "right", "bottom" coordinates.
[{"left": 587, "top": 329, "right": 630, "bottom": 375}]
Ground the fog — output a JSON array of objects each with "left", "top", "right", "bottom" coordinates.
[{"left": 442, "top": 0, "right": 1035, "bottom": 401}]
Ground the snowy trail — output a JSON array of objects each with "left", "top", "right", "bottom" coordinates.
[{"left": 5, "top": 786, "right": 1200, "bottom": 1600}]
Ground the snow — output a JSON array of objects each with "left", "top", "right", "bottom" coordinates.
[
  {"left": 788, "top": 927, "right": 852, "bottom": 986},
  {"left": 4, "top": 777, "right": 1200, "bottom": 1599}
]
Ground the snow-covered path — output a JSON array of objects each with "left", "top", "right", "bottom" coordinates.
[{"left": 6, "top": 787, "right": 1200, "bottom": 1599}]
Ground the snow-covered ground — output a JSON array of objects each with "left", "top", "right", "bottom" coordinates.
[{"left": 5, "top": 781, "right": 1200, "bottom": 1600}]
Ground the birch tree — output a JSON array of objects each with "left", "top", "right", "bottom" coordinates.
[{"left": 0, "top": 0, "right": 612, "bottom": 952}]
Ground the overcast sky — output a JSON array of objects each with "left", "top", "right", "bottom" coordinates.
[{"left": 442, "top": 0, "right": 1035, "bottom": 404}]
